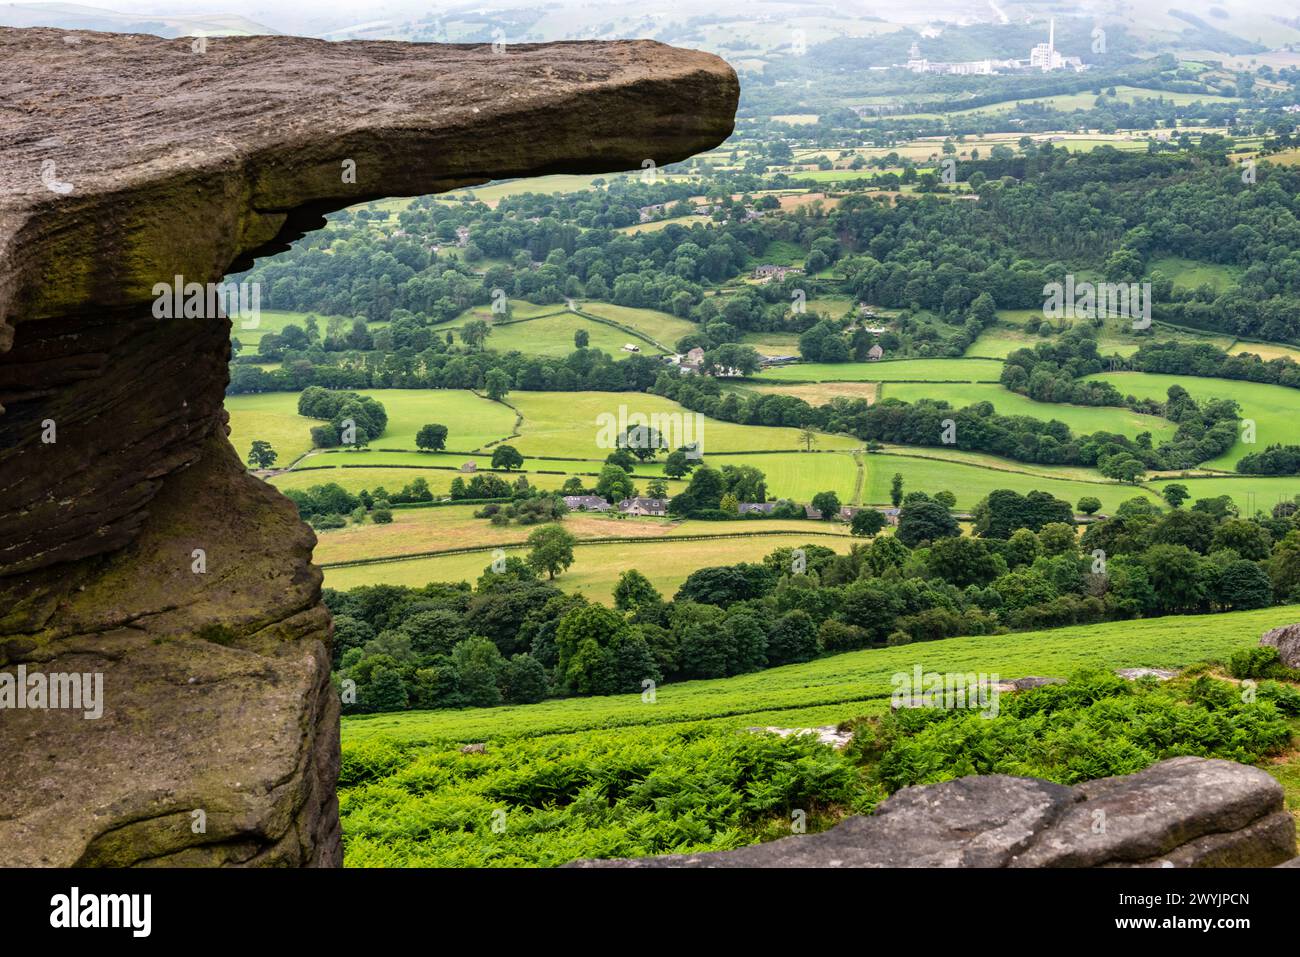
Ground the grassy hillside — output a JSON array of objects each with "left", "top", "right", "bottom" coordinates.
[{"left": 343, "top": 605, "right": 1300, "bottom": 744}]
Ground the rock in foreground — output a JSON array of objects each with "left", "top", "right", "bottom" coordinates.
[
  {"left": 568, "top": 758, "right": 1296, "bottom": 868},
  {"left": 0, "top": 28, "right": 737, "bottom": 867}
]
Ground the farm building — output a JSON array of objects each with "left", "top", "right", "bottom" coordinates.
[
  {"left": 618, "top": 497, "right": 668, "bottom": 517},
  {"left": 460, "top": 461, "right": 477, "bottom": 472},
  {"left": 868, "top": 344, "right": 884, "bottom": 361},
  {"left": 563, "top": 495, "right": 611, "bottom": 512},
  {"left": 753, "top": 264, "right": 802, "bottom": 281},
  {"left": 737, "top": 502, "right": 777, "bottom": 515}
]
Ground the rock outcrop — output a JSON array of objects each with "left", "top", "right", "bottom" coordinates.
[
  {"left": 0, "top": 28, "right": 737, "bottom": 866},
  {"left": 1261, "top": 623, "right": 1300, "bottom": 669},
  {"left": 569, "top": 757, "right": 1297, "bottom": 868}
]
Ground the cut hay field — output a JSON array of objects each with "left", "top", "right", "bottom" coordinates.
[
  {"left": 312, "top": 507, "right": 851, "bottom": 566},
  {"left": 1230, "top": 340, "right": 1300, "bottom": 363},
  {"left": 342, "top": 604, "right": 1300, "bottom": 744},
  {"left": 1088, "top": 371, "right": 1300, "bottom": 469},
  {"left": 323, "top": 531, "right": 858, "bottom": 601},
  {"left": 270, "top": 466, "right": 688, "bottom": 499},
  {"left": 753, "top": 358, "right": 1004, "bottom": 383},
  {"left": 739, "top": 381, "right": 880, "bottom": 404},
  {"left": 880, "top": 382, "right": 1178, "bottom": 441}
]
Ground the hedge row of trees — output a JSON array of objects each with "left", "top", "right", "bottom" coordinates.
[{"left": 326, "top": 486, "right": 1300, "bottom": 714}]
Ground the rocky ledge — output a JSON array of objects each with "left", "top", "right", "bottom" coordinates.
[
  {"left": 0, "top": 28, "right": 737, "bottom": 866},
  {"left": 570, "top": 757, "right": 1298, "bottom": 868}
]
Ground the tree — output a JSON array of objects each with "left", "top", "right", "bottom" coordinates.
[
  {"left": 574, "top": 329, "right": 590, "bottom": 348},
  {"left": 614, "top": 569, "right": 661, "bottom": 613},
  {"left": 491, "top": 444, "right": 524, "bottom": 471},
  {"left": 766, "top": 610, "right": 818, "bottom": 665},
  {"left": 926, "top": 536, "right": 1004, "bottom": 588},
  {"left": 851, "top": 508, "right": 887, "bottom": 537},
  {"left": 798, "top": 429, "right": 817, "bottom": 452},
  {"left": 499, "top": 654, "right": 548, "bottom": 704},
  {"left": 246, "top": 440, "right": 277, "bottom": 469},
  {"left": 415, "top": 423, "right": 448, "bottom": 452},
  {"left": 646, "top": 478, "right": 669, "bottom": 499},
  {"left": 595, "top": 463, "right": 636, "bottom": 503},
  {"left": 1162, "top": 484, "right": 1190, "bottom": 509},
  {"left": 526, "top": 524, "right": 576, "bottom": 580},
  {"left": 364, "top": 665, "right": 409, "bottom": 713},
  {"left": 453, "top": 636, "right": 505, "bottom": 707},
  {"left": 1078, "top": 496, "right": 1102, "bottom": 516},
  {"left": 484, "top": 368, "right": 511, "bottom": 401},
  {"left": 371, "top": 502, "right": 394, "bottom": 524},
  {"left": 1213, "top": 560, "right": 1272, "bottom": 611},
  {"left": 890, "top": 472, "right": 904, "bottom": 507},
  {"left": 460, "top": 318, "right": 490, "bottom": 351},
  {"left": 811, "top": 490, "right": 841, "bottom": 520},
  {"left": 897, "top": 499, "right": 960, "bottom": 548},
  {"left": 663, "top": 449, "right": 696, "bottom": 479}
]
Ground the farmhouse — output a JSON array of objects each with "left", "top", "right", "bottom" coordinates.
[
  {"left": 737, "top": 502, "right": 777, "bottom": 515},
  {"left": 638, "top": 203, "right": 668, "bottom": 222},
  {"left": 840, "top": 505, "right": 901, "bottom": 526},
  {"left": 563, "top": 495, "right": 611, "bottom": 512},
  {"left": 753, "top": 264, "right": 802, "bottom": 282},
  {"left": 618, "top": 497, "right": 668, "bottom": 517}
]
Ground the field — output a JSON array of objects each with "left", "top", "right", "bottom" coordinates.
[
  {"left": 1231, "top": 340, "right": 1300, "bottom": 363},
  {"left": 225, "top": 393, "right": 327, "bottom": 464},
  {"left": 740, "top": 381, "right": 880, "bottom": 404},
  {"left": 574, "top": 302, "right": 698, "bottom": 347},
  {"left": 471, "top": 312, "right": 661, "bottom": 358},
  {"left": 880, "top": 382, "right": 1178, "bottom": 441},
  {"left": 1088, "top": 371, "right": 1300, "bottom": 470},
  {"left": 1148, "top": 255, "right": 1242, "bottom": 293},
  {"left": 312, "top": 506, "right": 851, "bottom": 566},
  {"left": 1147, "top": 475, "right": 1300, "bottom": 515},
  {"left": 504, "top": 391, "right": 862, "bottom": 458},
  {"left": 343, "top": 604, "right": 1300, "bottom": 744},
  {"left": 862, "top": 451, "right": 1156, "bottom": 512},
  {"left": 754, "top": 358, "right": 1004, "bottom": 383},
  {"left": 230, "top": 309, "right": 358, "bottom": 347},
  {"left": 323, "top": 531, "right": 858, "bottom": 601},
  {"left": 227, "top": 389, "right": 517, "bottom": 461}
]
